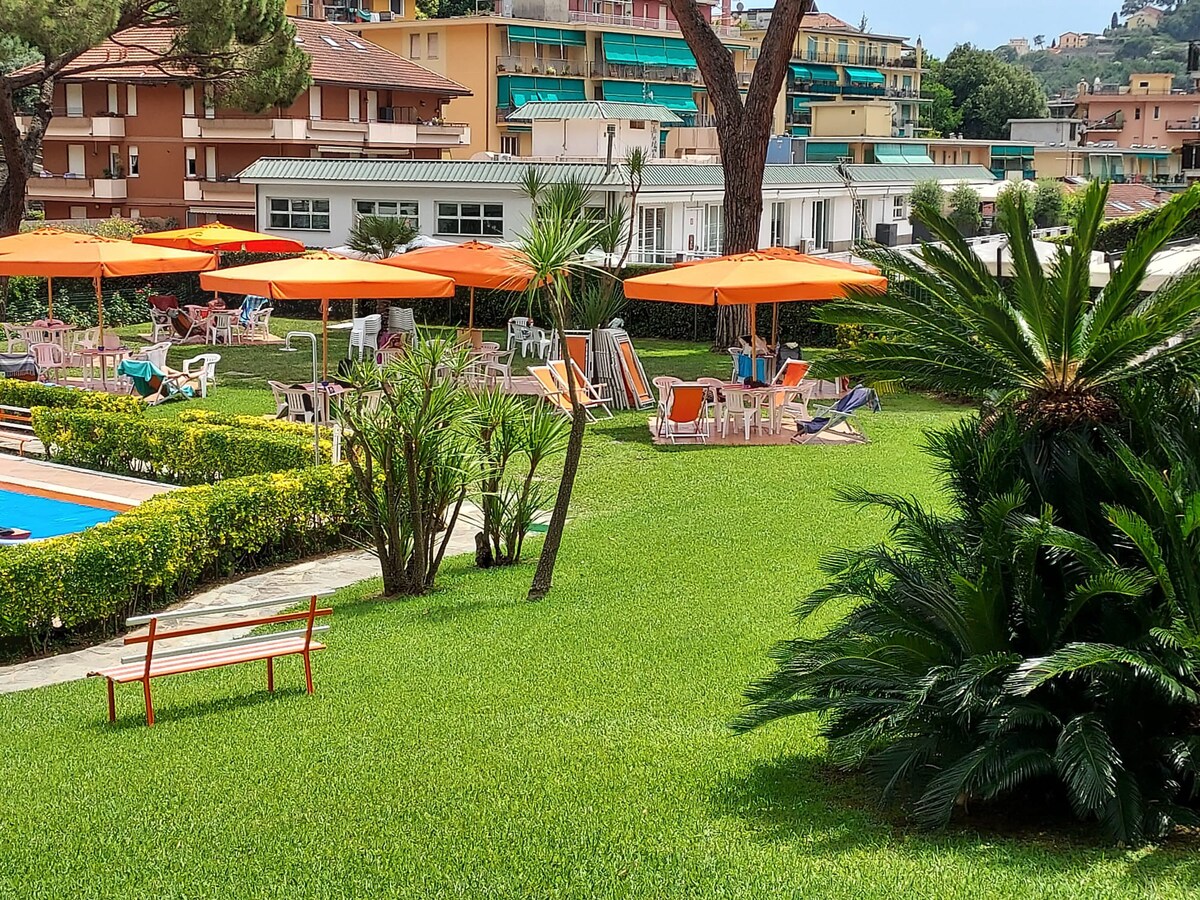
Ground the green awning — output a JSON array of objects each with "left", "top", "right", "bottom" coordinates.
[
  {"left": 991, "top": 145, "right": 1036, "bottom": 158},
  {"left": 601, "top": 33, "right": 696, "bottom": 67},
  {"left": 601, "top": 80, "right": 697, "bottom": 112},
  {"left": 498, "top": 76, "right": 586, "bottom": 107},
  {"left": 1136, "top": 150, "right": 1170, "bottom": 158},
  {"left": 806, "top": 64, "right": 840, "bottom": 84},
  {"left": 791, "top": 96, "right": 810, "bottom": 111},
  {"left": 874, "top": 144, "right": 934, "bottom": 164},
  {"left": 806, "top": 141, "right": 850, "bottom": 162},
  {"left": 507, "top": 26, "right": 586, "bottom": 46},
  {"left": 789, "top": 64, "right": 810, "bottom": 82},
  {"left": 844, "top": 66, "right": 884, "bottom": 85}
]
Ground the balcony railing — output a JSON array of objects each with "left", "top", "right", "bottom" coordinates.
[
  {"left": 495, "top": 56, "right": 587, "bottom": 77},
  {"left": 1167, "top": 119, "right": 1200, "bottom": 132},
  {"left": 793, "top": 50, "right": 917, "bottom": 68},
  {"left": 183, "top": 178, "right": 255, "bottom": 204},
  {"left": 565, "top": 9, "right": 742, "bottom": 37},
  {"left": 589, "top": 60, "right": 699, "bottom": 83},
  {"left": 27, "top": 175, "right": 127, "bottom": 201},
  {"left": 18, "top": 113, "right": 125, "bottom": 139},
  {"left": 181, "top": 113, "right": 464, "bottom": 145}
]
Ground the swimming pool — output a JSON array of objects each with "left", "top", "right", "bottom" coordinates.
[{"left": 0, "top": 488, "right": 119, "bottom": 539}]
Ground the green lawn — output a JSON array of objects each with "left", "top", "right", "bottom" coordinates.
[{"left": 2, "top": 329, "right": 1197, "bottom": 898}]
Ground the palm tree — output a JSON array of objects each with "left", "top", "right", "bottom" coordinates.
[
  {"left": 516, "top": 179, "right": 610, "bottom": 600},
  {"left": 346, "top": 214, "right": 418, "bottom": 260},
  {"left": 818, "top": 181, "right": 1200, "bottom": 428}
]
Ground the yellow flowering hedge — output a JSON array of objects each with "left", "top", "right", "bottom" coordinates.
[
  {"left": 33, "top": 409, "right": 325, "bottom": 483},
  {"left": 0, "top": 466, "right": 357, "bottom": 644},
  {"left": 0, "top": 380, "right": 144, "bottom": 414}
]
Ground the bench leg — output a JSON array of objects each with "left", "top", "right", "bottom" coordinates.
[
  {"left": 143, "top": 679, "right": 155, "bottom": 727},
  {"left": 267, "top": 657, "right": 275, "bottom": 693},
  {"left": 106, "top": 679, "right": 115, "bottom": 723},
  {"left": 303, "top": 651, "right": 314, "bottom": 695}
]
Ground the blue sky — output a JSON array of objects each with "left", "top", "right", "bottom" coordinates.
[{"left": 834, "top": 0, "right": 1110, "bottom": 56}]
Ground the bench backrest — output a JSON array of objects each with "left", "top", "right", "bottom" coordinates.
[
  {"left": 122, "top": 592, "right": 333, "bottom": 674},
  {"left": 0, "top": 405, "right": 33, "bottom": 431}
]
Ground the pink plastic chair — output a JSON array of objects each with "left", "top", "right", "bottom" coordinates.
[{"left": 31, "top": 342, "right": 66, "bottom": 383}]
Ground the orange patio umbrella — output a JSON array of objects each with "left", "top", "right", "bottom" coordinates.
[
  {"left": 201, "top": 251, "right": 454, "bottom": 376},
  {"left": 380, "top": 240, "right": 539, "bottom": 329},
  {"left": 623, "top": 250, "right": 887, "bottom": 376},
  {"left": 133, "top": 221, "right": 305, "bottom": 254},
  {"left": 0, "top": 227, "right": 216, "bottom": 334}
]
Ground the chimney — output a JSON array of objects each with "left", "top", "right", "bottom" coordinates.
[{"left": 722, "top": 0, "right": 732, "bottom": 25}]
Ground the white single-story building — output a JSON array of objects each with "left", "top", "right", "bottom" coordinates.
[{"left": 236, "top": 157, "right": 997, "bottom": 262}]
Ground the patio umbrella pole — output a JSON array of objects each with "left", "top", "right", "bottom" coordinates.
[
  {"left": 749, "top": 301, "right": 757, "bottom": 382},
  {"left": 94, "top": 276, "right": 104, "bottom": 342},
  {"left": 771, "top": 302, "right": 779, "bottom": 350},
  {"left": 468, "top": 286, "right": 475, "bottom": 330},
  {"left": 47, "top": 276, "right": 53, "bottom": 321},
  {"left": 321, "top": 298, "right": 329, "bottom": 380}
]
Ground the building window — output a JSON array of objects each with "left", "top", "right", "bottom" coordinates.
[
  {"left": 637, "top": 207, "right": 666, "bottom": 262},
  {"left": 806, "top": 37, "right": 817, "bottom": 59},
  {"left": 812, "top": 199, "right": 830, "bottom": 250},
  {"left": 437, "top": 201, "right": 502, "bottom": 236},
  {"left": 185, "top": 146, "right": 197, "bottom": 178},
  {"left": 67, "top": 144, "right": 86, "bottom": 177},
  {"left": 427, "top": 33, "right": 439, "bottom": 58},
  {"left": 837, "top": 39, "right": 849, "bottom": 62},
  {"left": 355, "top": 199, "right": 418, "bottom": 222},
  {"left": 1154, "top": 105, "right": 1161, "bottom": 119},
  {"left": 893, "top": 195, "right": 907, "bottom": 220},
  {"left": 1135, "top": 107, "right": 1141, "bottom": 120},
  {"left": 963, "top": 150, "right": 971, "bottom": 165},
  {"left": 126, "top": 85, "right": 138, "bottom": 116},
  {"left": 857, "top": 42, "right": 866, "bottom": 63},
  {"left": 499, "top": 133, "right": 521, "bottom": 156},
  {"left": 127, "top": 146, "right": 139, "bottom": 177},
  {"left": 770, "top": 201, "right": 785, "bottom": 247},
  {"left": 409, "top": 34, "right": 421, "bottom": 58},
  {"left": 269, "top": 198, "right": 331, "bottom": 231},
  {"left": 65, "top": 84, "right": 84, "bottom": 117},
  {"left": 704, "top": 203, "right": 723, "bottom": 254}
]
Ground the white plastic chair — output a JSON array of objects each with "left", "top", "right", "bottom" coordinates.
[
  {"left": 242, "top": 307, "right": 273, "bottom": 343},
  {"left": 697, "top": 377, "right": 726, "bottom": 438},
  {"left": 531, "top": 327, "right": 553, "bottom": 359},
  {"left": 506, "top": 316, "right": 534, "bottom": 355},
  {"left": 268, "top": 380, "right": 316, "bottom": 423},
  {"left": 149, "top": 307, "right": 174, "bottom": 342},
  {"left": 478, "top": 341, "right": 514, "bottom": 390},
  {"left": 206, "top": 309, "right": 237, "bottom": 345},
  {"left": 31, "top": 342, "right": 66, "bottom": 383},
  {"left": 183, "top": 353, "right": 221, "bottom": 398},
  {"left": 2, "top": 323, "right": 25, "bottom": 353},
  {"left": 348, "top": 314, "right": 382, "bottom": 360},
  {"left": 139, "top": 341, "right": 170, "bottom": 371},
  {"left": 723, "top": 389, "right": 760, "bottom": 442},
  {"left": 652, "top": 376, "right": 682, "bottom": 430}
]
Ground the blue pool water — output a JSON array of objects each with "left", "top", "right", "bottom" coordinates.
[{"left": 0, "top": 488, "right": 118, "bottom": 539}]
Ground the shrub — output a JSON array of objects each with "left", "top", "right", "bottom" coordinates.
[
  {"left": 947, "top": 182, "right": 983, "bottom": 236},
  {"left": 909, "top": 179, "right": 946, "bottom": 218},
  {"left": 0, "top": 466, "right": 356, "bottom": 645},
  {"left": 32, "top": 409, "right": 324, "bottom": 483},
  {"left": 1033, "top": 178, "right": 1067, "bottom": 227},
  {"left": 0, "top": 380, "right": 144, "bottom": 414}
]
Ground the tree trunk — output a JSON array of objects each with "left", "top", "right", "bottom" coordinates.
[
  {"left": 665, "top": 0, "right": 812, "bottom": 349},
  {"left": 528, "top": 320, "right": 585, "bottom": 600},
  {"left": 0, "top": 77, "right": 53, "bottom": 237}
]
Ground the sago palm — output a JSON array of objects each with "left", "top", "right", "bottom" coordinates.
[
  {"left": 346, "top": 214, "right": 417, "bottom": 259},
  {"left": 820, "top": 181, "right": 1200, "bottom": 425}
]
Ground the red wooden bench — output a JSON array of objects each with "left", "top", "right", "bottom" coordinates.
[
  {"left": 89, "top": 591, "right": 333, "bottom": 726},
  {"left": 0, "top": 404, "right": 36, "bottom": 456}
]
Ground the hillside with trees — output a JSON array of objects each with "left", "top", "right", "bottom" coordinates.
[{"left": 1005, "top": 0, "right": 1200, "bottom": 98}]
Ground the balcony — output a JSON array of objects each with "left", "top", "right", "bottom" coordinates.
[
  {"left": 565, "top": 9, "right": 742, "bottom": 38},
  {"left": 1167, "top": 119, "right": 1200, "bottom": 132},
  {"left": 495, "top": 56, "right": 588, "bottom": 77},
  {"left": 18, "top": 113, "right": 125, "bottom": 139},
  {"left": 842, "top": 84, "right": 887, "bottom": 98},
  {"left": 27, "top": 175, "right": 127, "bottom": 201},
  {"left": 368, "top": 121, "right": 470, "bottom": 148},
  {"left": 589, "top": 61, "right": 699, "bottom": 83},
  {"left": 183, "top": 178, "right": 255, "bottom": 205},
  {"left": 795, "top": 50, "right": 911, "bottom": 68},
  {"left": 183, "top": 116, "right": 298, "bottom": 141}
]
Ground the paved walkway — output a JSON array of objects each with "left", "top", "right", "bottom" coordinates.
[
  {"left": 0, "top": 507, "right": 481, "bottom": 694},
  {"left": 0, "top": 455, "right": 172, "bottom": 507}
]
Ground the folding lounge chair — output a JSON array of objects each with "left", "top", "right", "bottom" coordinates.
[
  {"left": 792, "top": 385, "right": 879, "bottom": 445},
  {"left": 772, "top": 359, "right": 812, "bottom": 430},
  {"left": 660, "top": 383, "right": 708, "bottom": 444},
  {"left": 117, "top": 359, "right": 194, "bottom": 405},
  {"left": 529, "top": 365, "right": 576, "bottom": 418},
  {"left": 549, "top": 360, "right": 613, "bottom": 419}
]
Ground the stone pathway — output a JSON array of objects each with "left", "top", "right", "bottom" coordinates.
[{"left": 0, "top": 507, "right": 482, "bottom": 694}]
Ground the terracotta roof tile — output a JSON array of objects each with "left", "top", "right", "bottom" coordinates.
[
  {"left": 1065, "top": 180, "right": 1171, "bottom": 218},
  {"left": 44, "top": 17, "right": 467, "bottom": 96},
  {"left": 801, "top": 12, "right": 854, "bottom": 30}
]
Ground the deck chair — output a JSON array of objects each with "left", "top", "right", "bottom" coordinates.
[
  {"left": 772, "top": 359, "right": 812, "bottom": 431},
  {"left": 529, "top": 365, "right": 575, "bottom": 418},
  {"left": 549, "top": 359, "right": 613, "bottom": 419},
  {"left": 117, "top": 359, "right": 193, "bottom": 405},
  {"left": 792, "top": 385, "right": 879, "bottom": 445},
  {"left": 660, "top": 383, "right": 707, "bottom": 444}
]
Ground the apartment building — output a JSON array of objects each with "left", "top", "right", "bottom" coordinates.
[
  {"left": 236, "top": 156, "right": 996, "bottom": 256},
  {"left": 22, "top": 18, "right": 470, "bottom": 225}
]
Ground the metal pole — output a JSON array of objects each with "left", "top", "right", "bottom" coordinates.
[{"left": 284, "top": 330, "right": 321, "bottom": 466}]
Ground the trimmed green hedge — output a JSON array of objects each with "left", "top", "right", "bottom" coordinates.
[
  {"left": 0, "top": 466, "right": 356, "bottom": 644},
  {"left": 0, "top": 380, "right": 144, "bottom": 414},
  {"left": 33, "top": 409, "right": 324, "bottom": 483}
]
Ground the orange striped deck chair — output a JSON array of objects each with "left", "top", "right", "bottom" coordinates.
[
  {"left": 660, "top": 383, "right": 707, "bottom": 444},
  {"left": 529, "top": 365, "right": 574, "bottom": 417},
  {"left": 549, "top": 360, "right": 613, "bottom": 420},
  {"left": 565, "top": 334, "right": 589, "bottom": 377},
  {"left": 616, "top": 338, "right": 654, "bottom": 408}
]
